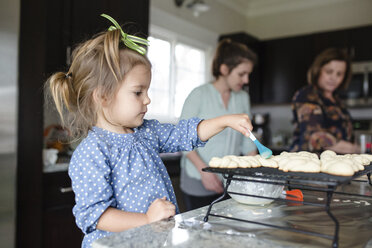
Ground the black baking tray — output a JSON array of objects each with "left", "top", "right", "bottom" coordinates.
[{"left": 202, "top": 163, "right": 372, "bottom": 187}]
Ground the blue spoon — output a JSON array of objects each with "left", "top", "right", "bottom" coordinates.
[{"left": 247, "top": 129, "right": 272, "bottom": 159}]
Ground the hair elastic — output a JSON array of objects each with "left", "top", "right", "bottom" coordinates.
[
  {"left": 65, "top": 73, "right": 72, "bottom": 79},
  {"left": 101, "top": 13, "right": 149, "bottom": 55}
]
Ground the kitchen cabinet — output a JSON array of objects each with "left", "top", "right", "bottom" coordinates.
[
  {"left": 349, "top": 26, "right": 372, "bottom": 61},
  {"left": 160, "top": 153, "right": 186, "bottom": 213},
  {"left": 17, "top": 0, "right": 149, "bottom": 247},
  {"left": 311, "top": 28, "right": 350, "bottom": 56},
  {"left": 46, "top": 0, "right": 149, "bottom": 73},
  {"left": 43, "top": 172, "right": 82, "bottom": 248},
  {"left": 260, "top": 35, "right": 313, "bottom": 103}
]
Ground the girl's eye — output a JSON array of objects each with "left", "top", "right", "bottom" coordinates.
[{"left": 135, "top": 92, "right": 142, "bottom": 96}]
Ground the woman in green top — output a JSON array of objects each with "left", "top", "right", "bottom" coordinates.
[{"left": 179, "top": 39, "right": 258, "bottom": 211}]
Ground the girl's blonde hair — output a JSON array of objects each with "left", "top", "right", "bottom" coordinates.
[{"left": 45, "top": 29, "right": 151, "bottom": 139}]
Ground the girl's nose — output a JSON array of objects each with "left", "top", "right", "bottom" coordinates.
[{"left": 144, "top": 94, "right": 151, "bottom": 105}]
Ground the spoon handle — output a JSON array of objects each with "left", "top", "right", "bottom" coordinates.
[{"left": 247, "top": 129, "right": 257, "bottom": 141}]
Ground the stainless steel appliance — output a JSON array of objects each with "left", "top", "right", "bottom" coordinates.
[
  {"left": 353, "top": 119, "right": 372, "bottom": 153},
  {"left": 340, "top": 61, "right": 372, "bottom": 107},
  {"left": 252, "top": 113, "right": 271, "bottom": 146}
]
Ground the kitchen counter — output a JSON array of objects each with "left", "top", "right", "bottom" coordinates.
[
  {"left": 92, "top": 180, "right": 372, "bottom": 248},
  {"left": 43, "top": 152, "right": 182, "bottom": 174},
  {"left": 43, "top": 163, "right": 69, "bottom": 173}
]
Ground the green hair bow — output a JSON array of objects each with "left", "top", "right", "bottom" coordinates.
[{"left": 101, "top": 13, "right": 149, "bottom": 55}]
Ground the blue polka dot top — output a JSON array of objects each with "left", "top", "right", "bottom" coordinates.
[{"left": 68, "top": 118, "right": 206, "bottom": 248}]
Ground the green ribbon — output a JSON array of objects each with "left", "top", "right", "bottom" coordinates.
[{"left": 101, "top": 13, "right": 149, "bottom": 55}]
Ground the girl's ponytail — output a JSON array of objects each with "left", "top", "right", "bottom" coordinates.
[{"left": 45, "top": 72, "right": 76, "bottom": 127}]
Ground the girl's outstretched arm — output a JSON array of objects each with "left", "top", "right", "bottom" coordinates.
[{"left": 197, "top": 114, "right": 253, "bottom": 142}]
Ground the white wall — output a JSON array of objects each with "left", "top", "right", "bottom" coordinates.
[
  {"left": 151, "top": 0, "right": 247, "bottom": 37},
  {"left": 245, "top": 0, "right": 372, "bottom": 40},
  {"left": 0, "top": 0, "right": 19, "bottom": 154},
  {"left": 152, "top": 0, "right": 372, "bottom": 41}
]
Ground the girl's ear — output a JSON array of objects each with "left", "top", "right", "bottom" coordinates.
[
  {"left": 220, "top": 64, "right": 229, "bottom": 76},
  {"left": 93, "top": 88, "right": 109, "bottom": 107}
]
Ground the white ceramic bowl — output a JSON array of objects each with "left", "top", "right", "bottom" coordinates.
[{"left": 227, "top": 177, "right": 284, "bottom": 205}]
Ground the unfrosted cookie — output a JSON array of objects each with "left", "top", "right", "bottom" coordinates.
[
  {"left": 279, "top": 157, "right": 321, "bottom": 173},
  {"left": 320, "top": 159, "right": 355, "bottom": 176},
  {"left": 360, "top": 154, "right": 372, "bottom": 163},
  {"left": 209, "top": 157, "right": 223, "bottom": 167},
  {"left": 208, "top": 150, "right": 366, "bottom": 177},
  {"left": 241, "top": 155, "right": 261, "bottom": 168},
  {"left": 320, "top": 150, "right": 337, "bottom": 161},
  {"left": 225, "top": 155, "right": 243, "bottom": 168},
  {"left": 351, "top": 154, "right": 371, "bottom": 166},
  {"left": 220, "top": 156, "right": 238, "bottom": 168},
  {"left": 297, "top": 151, "right": 319, "bottom": 159},
  {"left": 255, "top": 155, "right": 278, "bottom": 168}
]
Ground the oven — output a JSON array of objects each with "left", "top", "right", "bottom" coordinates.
[{"left": 339, "top": 61, "right": 372, "bottom": 107}]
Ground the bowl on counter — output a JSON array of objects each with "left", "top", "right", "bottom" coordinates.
[{"left": 227, "top": 177, "right": 284, "bottom": 205}]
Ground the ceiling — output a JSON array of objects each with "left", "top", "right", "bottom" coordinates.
[{"left": 216, "top": 0, "right": 353, "bottom": 18}]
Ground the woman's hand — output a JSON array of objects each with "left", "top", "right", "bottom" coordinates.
[
  {"left": 146, "top": 197, "right": 176, "bottom": 223},
  {"left": 201, "top": 172, "right": 224, "bottom": 194},
  {"left": 326, "top": 140, "right": 361, "bottom": 154},
  {"left": 197, "top": 114, "right": 253, "bottom": 141},
  {"left": 185, "top": 151, "right": 224, "bottom": 193}
]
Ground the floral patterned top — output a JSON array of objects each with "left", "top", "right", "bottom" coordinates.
[{"left": 290, "top": 85, "right": 353, "bottom": 153}]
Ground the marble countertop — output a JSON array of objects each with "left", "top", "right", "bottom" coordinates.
[{"left": 93, "top": 181, "right": 372, "bottom": 248}]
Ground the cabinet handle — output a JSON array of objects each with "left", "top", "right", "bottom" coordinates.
[
  {"left": 66, "top": 46, "right": 72, "bottom": 66},
  {"left": 363, "top": 67, "right": 369, "bottom": 99},
  {"left": 60, "top": 187, "right": 73, "bottom": 193}
]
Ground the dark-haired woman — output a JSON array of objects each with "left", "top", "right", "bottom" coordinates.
[
  {"left": 179, "top": 39, "right": 258, "bottom": 211},
  {"left": 290, "top": 48, "right": 360, "bottom": 154}
]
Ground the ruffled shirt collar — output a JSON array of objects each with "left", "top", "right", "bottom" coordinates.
[{"left": 91, "top": 126, "right": 141, "bottom": 146}]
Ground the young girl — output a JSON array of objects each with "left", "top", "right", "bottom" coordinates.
[{"left": 45, "top": 15, "right": 253, "bottom": 248}]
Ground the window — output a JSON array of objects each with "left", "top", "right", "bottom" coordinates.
[{"left": 146, "top": 29, "right": 209, "bottom": 123}]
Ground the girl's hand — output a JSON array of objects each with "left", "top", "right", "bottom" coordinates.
[
  {"left": 224, "top": 113, "right": 253, "bottom": 137},
  {"left": 201, "top": 172, "right": 224, "bottom": 194},
  {"left": 197, "top": 114, "right": 253, "bottom": 141},
  {"left": 146, "top": 197, "right": 176, "bottom": 223}
]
